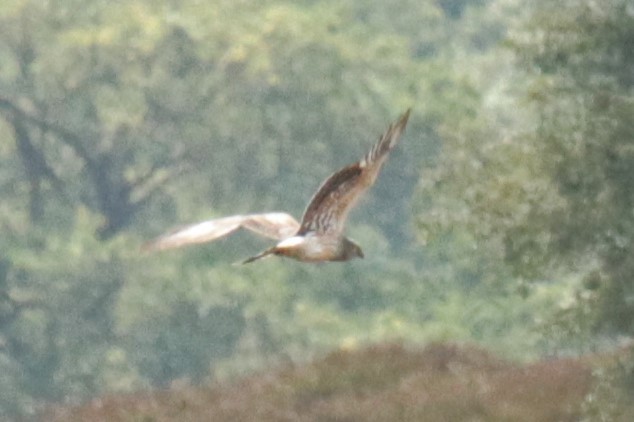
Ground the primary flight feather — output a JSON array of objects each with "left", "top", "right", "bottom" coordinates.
[{"left": 144, "top": 109, "right": 411, "bottom": 263}]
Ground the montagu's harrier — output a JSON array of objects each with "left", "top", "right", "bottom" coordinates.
[{"left": 144, "top": 109, "right": 411, "bottom": 263}]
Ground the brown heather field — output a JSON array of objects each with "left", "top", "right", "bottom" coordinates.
[{"left": 46, "top": 343, "right": 633, "bottom": 422}]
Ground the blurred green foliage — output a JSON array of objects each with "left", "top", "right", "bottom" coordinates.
[
  {"left": 420, "top": 0, "right": 634, "bottom": 347},
  {"left": 0, "top": 0, "right": 632, "bottom": 419}
]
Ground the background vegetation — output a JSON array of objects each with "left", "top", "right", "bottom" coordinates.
[{"left": 0, "top": 0, "right": 632, "bottom": 419}]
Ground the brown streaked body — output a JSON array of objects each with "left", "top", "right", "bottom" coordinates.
[{"left": 143, "top": 109, "right": 411, "bottom": 263}]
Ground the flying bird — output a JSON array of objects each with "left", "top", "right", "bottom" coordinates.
[{"left": 144, "top": 109, "right": 411, "bottom": 263}]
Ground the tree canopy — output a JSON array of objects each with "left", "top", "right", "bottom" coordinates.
[
  {"left": 0, "top": 0, "right": 632, "bottom": 419},
  {"left": 421, "top": 0, "right": 634, "bottom": 342}
]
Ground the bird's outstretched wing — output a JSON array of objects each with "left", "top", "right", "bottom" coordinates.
[
  {"left": 142, "top": 212, "right": 300, "bottom": 252},
  {"left": 297, "top": 109, "right": 410, "bottom": 236}
]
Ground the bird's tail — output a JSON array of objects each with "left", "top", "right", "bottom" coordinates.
[{"left": 240, "top": 247, "right": 276, "bottom": 264}]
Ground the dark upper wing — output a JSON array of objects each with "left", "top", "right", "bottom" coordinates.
[
  {"left": 142, "top": 212, "right": 300, "bottom": 252},
  {"left": 297, "top": 109, "right": 411, "bottom": 235}
]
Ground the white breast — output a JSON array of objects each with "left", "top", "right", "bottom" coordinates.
[
  {"left": 276, "top": 236, "right": 307, "bottom": 249},
  {"left": 275, "top": 234, "right": 331, "bottom": 261}
]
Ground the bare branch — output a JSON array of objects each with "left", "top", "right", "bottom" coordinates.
[{"left": 0, "top": 94, "right": 95, "bottom": 165}]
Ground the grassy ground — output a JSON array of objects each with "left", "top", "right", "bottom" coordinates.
[{"left": 46, "top": 343, "right": 633, "bottom": 422}]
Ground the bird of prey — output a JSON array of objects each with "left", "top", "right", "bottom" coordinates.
[{"left": 143, "top": 109, "right": 411, "bottom": 264}]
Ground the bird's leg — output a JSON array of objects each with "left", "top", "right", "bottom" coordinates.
[{"left": 240, "top": 247, "right": 277, "bottom": 264}]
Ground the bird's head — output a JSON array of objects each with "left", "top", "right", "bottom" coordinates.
[{"left": 342, "top": 237, "right": 364, "bottom": 260}]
